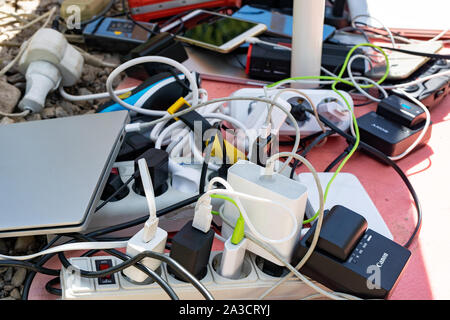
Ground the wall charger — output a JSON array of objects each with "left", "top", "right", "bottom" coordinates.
[
  {"left": 357, "top": 94, "right": 432, "bottom": 157},
  {"left": 222, "top": 160, "right": 308, "bottom": 266},
  {"left": 292, "top": 205, "right": 411, "bottom": 299}
]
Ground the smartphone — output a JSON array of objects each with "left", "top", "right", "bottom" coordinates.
[{"left": 160, "top": 10, "right": 267, "bottom": 53}]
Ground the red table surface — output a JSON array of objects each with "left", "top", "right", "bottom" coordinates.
[{"left": 29, "top": 66, "right": 450, "bottom": 300}]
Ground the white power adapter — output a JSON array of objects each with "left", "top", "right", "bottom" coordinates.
[
  {"left": 221, "top": 160, "right": 308, "bottom": 266},
  {"left": 122, "top": 158, "right": 167, "bottom": 283},
  {"left": 123, "top": 228, "right": 167, "bottom": 282}
]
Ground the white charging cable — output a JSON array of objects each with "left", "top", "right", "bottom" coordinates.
[
  {"left": 106, "top": 56, "right": 199, "bottom": 116},
  {"left": 194, "top": 176, "right": 299, "bottom": 244}
]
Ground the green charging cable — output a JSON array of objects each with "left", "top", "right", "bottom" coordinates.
[
  {"left": 267, "top": 43, "right": 390, "bottom": 224},
  {"left": 210, "top": 194, "right": 245, "bottom": 245}
]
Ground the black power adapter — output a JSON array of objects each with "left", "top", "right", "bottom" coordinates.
[
  {"left": 292, "top": 205, "right": 411, "bottom": 299},
  {"left": 168, "top": 220, "right": 215, "bottom": 281},
  {"left": 246, "top": 41, "right": 365, "bottom": 82},
  {"left": 122, "top": 32, "right": 188, "bottom": 80},
  {"left": 357, "top": 94, "right": 432, "bottom": 157}
]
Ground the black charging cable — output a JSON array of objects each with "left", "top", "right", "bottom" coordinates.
[
  {"left": 302, "top": 107, "right": 422, "bottom": 249},
  {"left": 21, "top": 194, "right": 201, "bottom": 300},
  {"left": 289, "top": 129, "right": 336, "bottom": 179}
]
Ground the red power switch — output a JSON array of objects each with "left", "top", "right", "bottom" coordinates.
[{"left": 95, "top": 259, "right": 116, "bottom": 285}]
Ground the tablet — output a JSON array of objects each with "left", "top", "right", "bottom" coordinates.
[{"left": 160, "top": 10, "right": 267, "bottom": 53}]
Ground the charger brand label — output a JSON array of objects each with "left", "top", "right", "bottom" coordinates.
[{"left": 371, "top": 123, "right": 389, "bottom": 134}]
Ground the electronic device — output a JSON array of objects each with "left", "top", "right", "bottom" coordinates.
[
  {"left": 232, "top": 5, "right": 336, "bottom": 39},
  {"left": 365, "top": 42, "right": 443, "bottom": 80},
  {"left": 392, "top": 58, "right": 450, "bottom": 109},
  {"left": 160, "top": 10, "right": 267, "bottom": 53},
  {"left": 128, "top": 0, "right": 241, "bottom": 22},
  {"left": 357, "top": 94, "right": 432, "bottom": 157},
  {"left": 228, "top": 88, "right": 354, "bottom": 137},
  {"left": 83, "top": 17, "right": 157, "bottom": 53},
  {"left": 0, "top": 111, "right": 129, "bottom": 238},
  {"left": 182, "top": 46, "right": 268, "bottom": 86},
  {"left": 221, "top": 160, "right": 308, "bottom": 266},
  {"left": 97, "top": 72, "right": 197, "bottom": 114},
  {"left": 246, "top": 41, "right": 367, "bottom": 82},
  {"left": 292, "top": 205, "right": 411, "bottom": 299},
  {"left": 122, "top": 32, "right": 189, "bottom": 80},
  {"left": 324, "top": 0, "right": 349, "bottom": 29},
  {"left": 60, "top": 253, "right": 328, "bottom": 300},
  {"left": 296, "top": 172, "right": 393, "bottom": 240}
]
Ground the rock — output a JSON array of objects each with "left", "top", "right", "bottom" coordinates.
[
  {"left": 55, "top": 106, "right": 69, "bottom": 118},
  {"left": 0, "top": 117, "right": 15, "bottom": 125},
  {"left": 25, "top": 113, "right": 42, "bottom": 122},
  {"left": 3, "top": 284, "right": 14, "bottom": 292},
  {"left": 40, "top": 107, "right": 56, "bottom": 119},
  {"left": 11, "top": 268, "right": 27, "bottom": 287},
  {"left": 0, "top": 239, "right": 7, "bottom": 254},
  {"left": 0, "top": 81, "right": 21, "bottom": 114},
  {"left": 14, "top": 236, "right": 35, "bottom": 253},
  {"left": 9, "top": 288, "right": 21, "bottom": 300},
  {"left": 60, "top": 101, "right": 80, "bottom": 115},
  {"left": 3, "top": 268, "right": 13, "bottom": 282},
  {"left": 82, "top": 65, "right": 101, "bottom": 83}
]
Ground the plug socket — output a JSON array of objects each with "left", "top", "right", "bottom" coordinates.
[{"left": 134, "top": 148, "right": 169, "bottom": 196}]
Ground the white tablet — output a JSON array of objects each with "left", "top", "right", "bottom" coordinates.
[{"left": 161, "top": 9, "right": 267, "bottom": 53}]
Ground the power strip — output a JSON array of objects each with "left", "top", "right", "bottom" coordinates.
[
  {"left": 88, "top": 159, "right": 214, "bottom": 236},
  {"left": 228, "top": 88, "right": 354, "bottom": 137},
  {"left": 61, "top": 252, "right": 329, "bottom": 300}
]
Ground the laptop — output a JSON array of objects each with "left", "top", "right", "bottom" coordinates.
[{"left": 0, "top": 111, "right": 130, "bottom": 237}]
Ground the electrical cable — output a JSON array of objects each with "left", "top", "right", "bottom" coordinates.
[
  {"left": 303, "top": 108, "right": 422, "bottom": 249},
  {"left": 57, "top": 249, "right": 213, "bottom": 300},
  {"left": 65, "top": 233, "right": 179, "bottom": 300},
  {"left": 95, "top": 173, "right": 136, "bottom": 212},
  {"left": 0, "top": 260, "right": 60, "bottom": 276},
  {"left": 289, "top": 130, "right": 336, "bottom": 179},
  {"left": 324, "top": 145, "right": 353, "bottom": 173},
  {"left": 136, "top": 96, "right": 301, "bottom": 174},
  {"left": 0, "top": 240, "right": 128, "bottom": 261},
  {"left": 351, "top": 14, "right": 396, "bottom": 47},
  {"left": 22, "top": 194, "right": 201, "bottom": 299},
  {"left": 106, "top": 56, "right": 200, "bottom": 115},
  {"left": 200, "top": 177, "right": 299, "bottom": 244},
  {"left": 45, "top": 277, "right": 62, "bottom": 296}
]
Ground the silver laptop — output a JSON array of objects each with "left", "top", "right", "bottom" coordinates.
[{"left": 0, "top": 111, "right": 130, "bottom": 237}]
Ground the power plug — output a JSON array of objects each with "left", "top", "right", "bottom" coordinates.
[
  {"left": 123, "top": 158, "right": 168, "bottom": 282},
  {"left": 122, "top": 227, "right": 168, "bottom": 283},
  {"left": 222, "top": 160, "right": 308, "bottom": 266},
  {"left": 168, "top": 220, "right": 214, "bottom": 281}
]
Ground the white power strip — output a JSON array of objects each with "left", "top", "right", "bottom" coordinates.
[
  {"left": 61, "top": 252, "right": 328, "bottom": 300},
  {"left": 229, "top": 88, "right": 354, "bottom": 137},
  {"left": 87, "top": 160, "right": 215, "bottom": 236}
]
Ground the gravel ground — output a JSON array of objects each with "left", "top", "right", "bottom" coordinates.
[{"left": 0, "top": 0, "right": 126, "bottom": 299}]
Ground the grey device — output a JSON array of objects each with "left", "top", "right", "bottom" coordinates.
[{"left": 0, "top": 111, "right": 130, "bottom": 237}]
